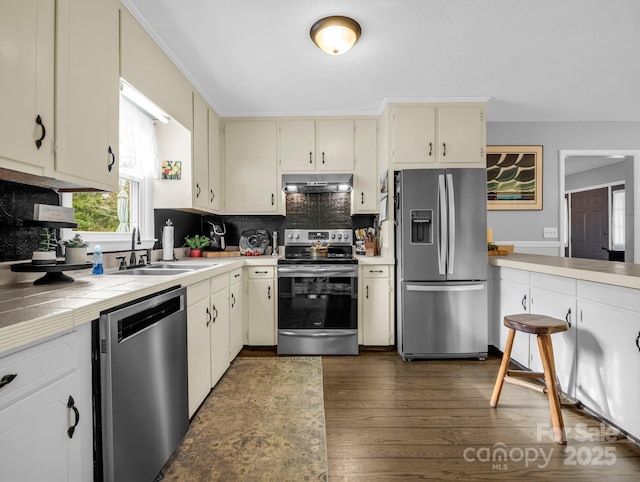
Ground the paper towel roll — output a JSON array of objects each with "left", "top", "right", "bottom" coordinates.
[{"left": 162, "top": 225, "right": 174, "bottom": 261}]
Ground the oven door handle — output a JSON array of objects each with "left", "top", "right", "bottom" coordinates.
[
  {"left": 277, "top": 266, "right": 357, "bottom": 277},
  {"left": 279, "top": 331, "right": 355, "bottom": 338}
]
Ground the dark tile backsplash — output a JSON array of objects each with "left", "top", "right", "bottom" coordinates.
[{"left": 0, "top": 180, "right": 61, "bottom": 262}]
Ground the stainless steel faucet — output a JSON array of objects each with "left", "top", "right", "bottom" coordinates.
[{"left": 130, "top": 226, "right": 141, "bottom": 266}]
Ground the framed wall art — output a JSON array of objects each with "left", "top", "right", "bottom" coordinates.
[{"left": 486, "top": 145, "right": 543, "bottom": 210}]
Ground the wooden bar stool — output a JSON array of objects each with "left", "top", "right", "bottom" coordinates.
[{"left": 490, "top": 313, "right": 568, "bottom": 444}]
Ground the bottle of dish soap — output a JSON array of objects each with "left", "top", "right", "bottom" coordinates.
[{"left": 92, "top": 245, "right": 104, "bottom": 275}]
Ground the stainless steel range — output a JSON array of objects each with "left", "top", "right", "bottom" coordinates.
[{"left": 277, "top": 229, "right": 358, "bottom": 355}]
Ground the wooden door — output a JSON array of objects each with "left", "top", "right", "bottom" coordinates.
[{"left": 570, "top": 188, "right": 608, "bottom": 260}]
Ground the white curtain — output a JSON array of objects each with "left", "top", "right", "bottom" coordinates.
[{"left": 119, "top": 97, "right": 159, "bottom": 179}]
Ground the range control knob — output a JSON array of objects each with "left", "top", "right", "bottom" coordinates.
[
  {"left": 288, "top": 233, "right": 293, "bottom": 239},
  {"left": 295, "top": 233, "right": 300, "bottom": 239},
  {"left": 337, "top": 234, "right": 343, "bottom": 240},
  {"left": 331, "top": 234, "right": 336, "bottom": 239},
  {"left": 343, "top": 233, "right": 350, "bottom": 240}
]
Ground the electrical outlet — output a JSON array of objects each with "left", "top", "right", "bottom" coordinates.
[{"left": 543, "top": 227, "right": 558, "bottom": 239}]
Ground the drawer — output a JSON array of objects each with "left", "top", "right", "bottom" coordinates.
[
  {"left": 187, "top": 279, "right": 210, "bottom": 304},
  {"left": 0, "top": 331, "right": 77, "bottom": 410},
  {"left": 362, "top": 266, "right": 389, "bottom": 278},
  {"left": 247, "top": 266, "right": 274, "bottom": 279},
  {"left": 229, "top": 267, "right": 243, "bottom": 283},
  {"left": 210, "top": 273, "right": 229, "bottom": 293}
]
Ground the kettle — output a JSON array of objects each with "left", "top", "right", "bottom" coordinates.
[{"left": 207, "top": 221, "right": 226, "bottom": 251}]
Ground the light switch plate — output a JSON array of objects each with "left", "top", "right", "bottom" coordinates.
[{"left": 543, "top": 227, "right": 558, "bottom": 238}]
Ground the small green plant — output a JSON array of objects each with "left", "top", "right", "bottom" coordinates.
[
  {"left": 60, "top": 233, "right": 88, "bottom": 248},
  {"left": 184, "top": 234, "right": 210, "bottom": 249},
  {"left": 37, "top": 227, "right": 58, "bottom": 252}
]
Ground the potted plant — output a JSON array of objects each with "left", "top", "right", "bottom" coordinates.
[
  {"left": 32, "top": 227, "right": 58, "bottom": 265},
  {"left": 60, "top": 233, "right": 89, "bottom": 265},
  {"left": 184, "top": 234, "right": 210, "bottom": 257}
]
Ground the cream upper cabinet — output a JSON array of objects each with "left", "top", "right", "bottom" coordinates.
[
  {"left": 54, "top": 0, "right": 120, "bottom": 191},
  {"left": 0, "top": 0, "right": 54, "bottom": 174},
  {"left": 352, "top": 119, "right": 378, "bottom": 214},
  {"left": 193, "top": 91, "right": 210, "bottom": 211},
  {"left": 224, "top": 120, "right": 278, "bottom": 213},
  {"left": 391, "top": 104, "right": 485, "bottom": 168},
  {"left": 208, "top": 108, "right": 222, "bottom": 212},
  {"left": 279, "top": 119, "right": 354, "bottom": 171}
]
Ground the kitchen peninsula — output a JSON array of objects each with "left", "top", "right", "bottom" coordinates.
[{"left": 490, "top": 253, "right": 640, "bottom": 442}]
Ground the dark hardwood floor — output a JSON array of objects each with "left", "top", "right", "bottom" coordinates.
[{"left": 239, "top": 348, "right": 640, "bottom": 480}]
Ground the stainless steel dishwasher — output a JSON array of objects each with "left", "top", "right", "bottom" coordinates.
[{"left": 93, "top": 285, "right": 188, "bottom": 482}]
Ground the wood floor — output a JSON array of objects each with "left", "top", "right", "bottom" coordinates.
[{"left": 240, "top": 348, "right": 640, "bottom": 480}]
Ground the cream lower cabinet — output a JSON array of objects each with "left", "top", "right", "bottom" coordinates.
[
  {"left": 229, "top": 268, "right": 245, "bottom": 358},
  {"left": 0, "top": 0, "right": 54, "bottom": 174},
  {"left": 359, "top": 265, "right": 394, "bottom": 346},
  {"left": 186, "top": 279, "right": 213, "bottom": 417},
  {"left": 495, "top": 267, "right": 531, "bottom": 366},
  {"left": 0, "top": 324, "right": 92, "bottom": 482},
  {"left": 210, "top": 274, "right": 230, "bottom": 385},
  {"left": 224, "top": 121, "right": 279, "bottom": 213},
  {"left": 247, "top": 266, "right": 276, "bottom": 345},
  {"left": 390, "top": 104, "right": 485, "bottom": 168},
  {"left": 576, "top": 281, "right": 640, "bottom": 440}
]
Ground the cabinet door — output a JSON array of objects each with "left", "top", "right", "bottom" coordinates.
[
  {"left": 193, "top": 91, "right": 210, "bottom": 210},
  {"left": 224, "top": 121, "right": 278, "bottom": 213},
  {"left": 279, "top": 120, "right": 315, "bottom": 171},
  {"left": 316, "top": 119, "right": 354, "bottom": 171},
  {"left": 0, "top": 373, "right": 82, "bottom": 482},
  {"left": 54, "top": 0, "right": 119, "bottom": 191},
  {"left": 497, "top": 277, "right": 531, "bottom": 366},
  {"left": 437, "top": 106, "right": 485, "bottom": 165},
  {"left": 362, "top": 277, "right": 390, "bottom": 345},
  {"left": 187, "top": 296, "right": 211, "bottom": 417},
  {"left": 391, "top": 106, "right": 436, "bottom": 165},
  {"left": 229, "top": 281, "right": 244, "bottom": 359},
  {"left": 208, "top": 108, "right": 222, "bottom": 211},
  {"left": 352, "top": 119, "right": 378, "bottom": 214},
  {"left": 577, "top": 299, "right": 640, "bottom": 437},
  {"left": 248, "top": 279, "right": 276, "bottom": 345},
  {"left": 210, "top": 287, "right": 230, "bottom": 386},
  {"left": 0, "top": 0, "right": 54, "bottom": 171},
  {"left": 529, "top": 286, "right": 577, "bottom": 398}
]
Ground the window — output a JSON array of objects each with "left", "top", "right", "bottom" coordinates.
[
  {"left": 611, "top": 188, "right": 625, "bottom": 251},
  {"left": 62, "top": 84, "right": 162, "bottom": 252}
]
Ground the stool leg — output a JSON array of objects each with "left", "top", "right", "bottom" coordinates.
[
  {"left": 537, "top": 334, "right": 566, "bottom": 444},
  {"left": 490, "top": 328, "right": 516, "bottom": 408}
]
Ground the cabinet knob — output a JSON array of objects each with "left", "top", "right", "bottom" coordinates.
[
  {"left": 565, "top": 308, "right": 572, "bottom": 328},
  {"left": 212, "top": 304, "right": 218, "bottom": 323},
  {"left": 521, "top": 294, "right": 527, "bottom": 310},
  {"left": 107, "top": 145, "right": 116, "bottom": 172},
  {"left": 231, "top": 293, "right": 236, "bottom": 307},
  {"left": 0, "top": 373, "right": 17, "bottom": 390},
  {"left": 67, "top": 396, "right": 80, "bottom": 439},
  {"left": 35, "top": 115, "right": 46, "bottom": 149}
]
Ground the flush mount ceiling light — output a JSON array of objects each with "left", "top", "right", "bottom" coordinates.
[{"left": 310, "top": 16, "right": 361, "bottom": 55}]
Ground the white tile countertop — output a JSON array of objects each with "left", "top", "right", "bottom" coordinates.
[{"left": 489, "top": 253, "right": 640, "bottom": 290}]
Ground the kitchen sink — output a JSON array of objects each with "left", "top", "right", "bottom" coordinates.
[{"left": 109, "top": 263, "right": 215, "bottom": 276}]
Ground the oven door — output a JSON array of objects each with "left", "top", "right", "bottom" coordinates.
[{"left": 277, "top": 264, "right": 358, "bottom": 355}]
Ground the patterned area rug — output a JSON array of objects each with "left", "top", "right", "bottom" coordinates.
[{"left": 161, "top": 357, "right": 328, "bottom": 481}]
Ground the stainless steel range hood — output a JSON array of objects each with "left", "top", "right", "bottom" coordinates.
[{"left": 282, "top": 174, "right": 353, "bottom": 193}]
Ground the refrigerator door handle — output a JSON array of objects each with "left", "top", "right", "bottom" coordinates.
[
  {"left": 446, "top": 173, "right": 455, "bottom": 274},
  {"left": 437, "top": 174, "right": 447, "bottom": 275},
  {"left": 406, "top": 284, "right": 485, "bottom": 292}
]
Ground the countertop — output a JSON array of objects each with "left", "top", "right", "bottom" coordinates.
[{"left": 489, "top": 253, "right": 640, "bottom": 290}]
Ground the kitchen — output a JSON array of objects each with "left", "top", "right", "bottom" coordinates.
[{"left": 2, "top": 0, "right": 640, "bottom": 480}]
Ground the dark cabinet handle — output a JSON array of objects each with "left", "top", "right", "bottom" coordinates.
[
  {"left": 271, "top": 193, "right": 274, "bottom": 205},
  {"left": 67, "top": 396, "right": 80, "bottom": 439},
  {"left": 267, "top": 286, "right": 271, "bottom": 299},
  {"left": 369, "top": 270, "right": 384, "bottom": 273},
  {"left": 442, "top": 142, "right": 446, "bottom": 157},
  {"left": 366, "top": 285, "right": 369, "bottom": 299},
  {"left": 521, "top": 294, "right": 527, "bottom": 310},
  {"left": 0, "top": 373, "right": 17, "bottom": 390},
  {"left": 107, "top": 146, "right": 116, "bottom": 172},
  {"left": 231, "top": 293, "right": 236, "bottom": 308},
  {"left": 565, "top": 308, "right": 572, "bottom": 328},
  {"left": 206, "top": 307, "right": 212, "bottom": 326},
  {"left": 309, "top": 152, "right": 312, "bottom": 164},
  {"left": 210, "top": 189, "right": 214, "bottom": 202},
  {"left": 428, "top": 142, "right": 432, "bottom": 156},
  {"left": 35, "top": 115, "right": 46, "bottom": 149},
  {"left": 361, "top": 192, "right": 364, "bottom": 205},
  {"left": 322, "top": 152, "right": 325, "bottom": 164},
  {"left": 254, "top": 270, "right": 268, "bottom": 274},
  {"left": 636, "top": 332, "right": 640, "bottom": 351},
  {"left": 234, "top": 273, "right": 241, "bottom": 278},
  {"left": 212, "top": 304, "right": 218, "bottom": 323},
  {"left": 196, "top": 183, "right": 201, "bottom": 198}
]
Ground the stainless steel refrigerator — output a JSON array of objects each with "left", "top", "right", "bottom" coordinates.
[{"left": 394, "top": 169, "right": 488, "bottom": 360}]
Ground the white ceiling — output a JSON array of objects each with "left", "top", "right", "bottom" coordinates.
[{"left": 122, "top": 0, "right": 640, "bottom": 122}]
